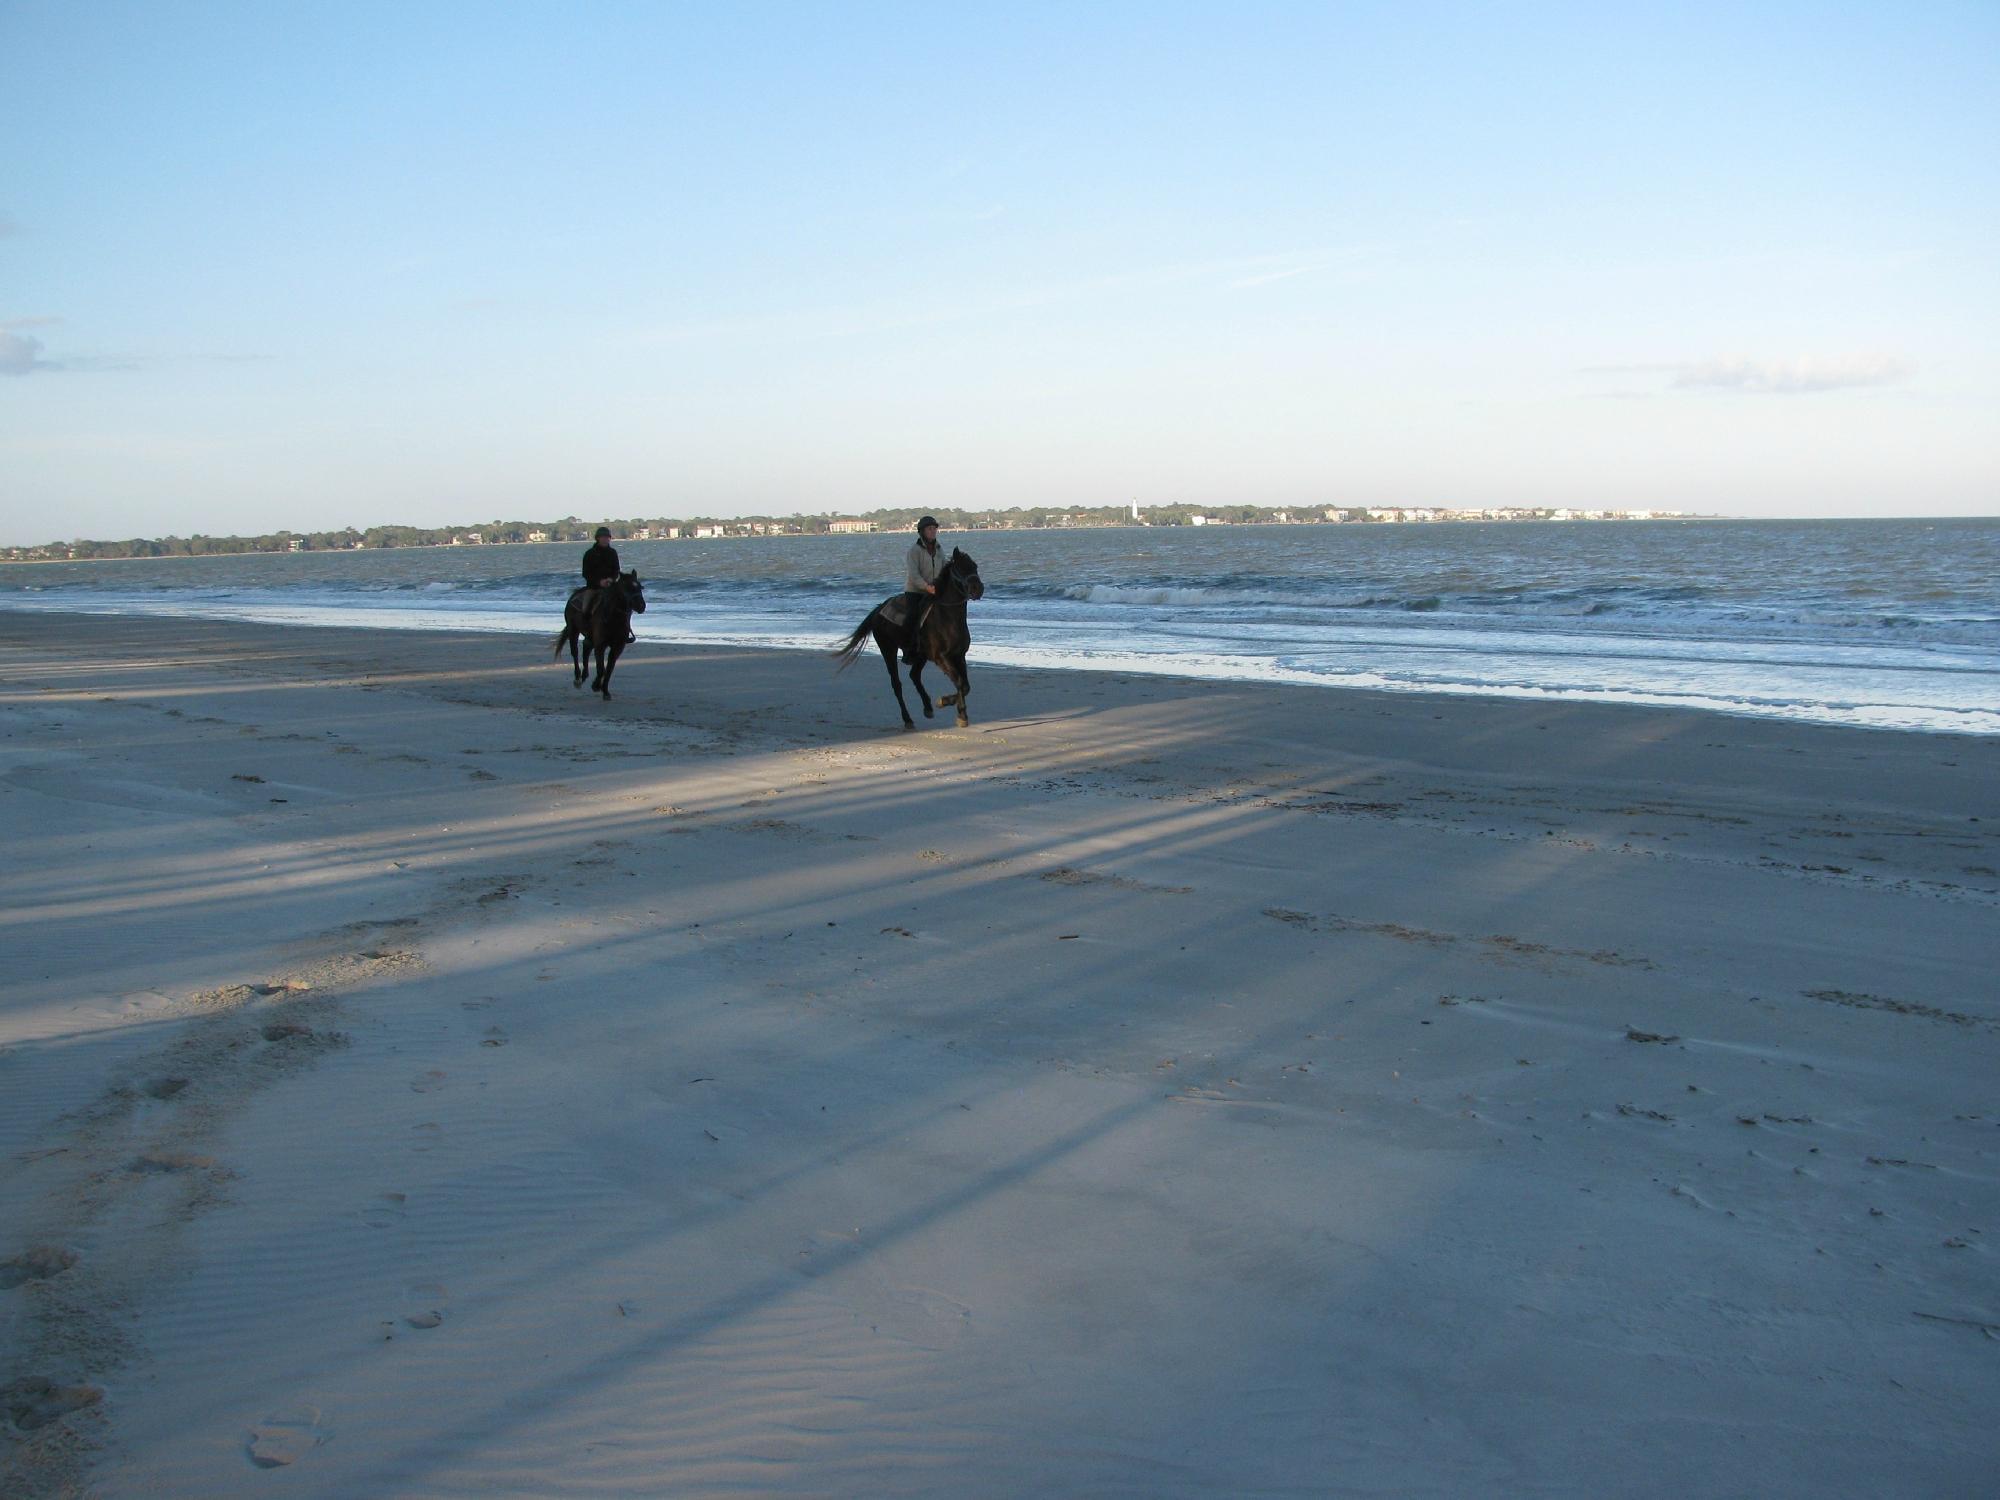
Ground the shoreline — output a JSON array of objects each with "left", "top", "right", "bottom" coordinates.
[
  {"left": 2, "top": 603, "right": 1991, "bottom": 741},
  {"left": 4, "top": 611, "right": 1996, "bottom": 1496}
]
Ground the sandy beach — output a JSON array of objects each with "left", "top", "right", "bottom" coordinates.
[{"left": 2, "top": 611, "right": 1996, "bottom": 1498}]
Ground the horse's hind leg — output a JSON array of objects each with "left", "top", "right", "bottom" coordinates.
[
  {"left": 568, "top": 629, "right": 585, "bottom": 687},
  {"left": 877, "top": 633, "right": 916, "bottom": 729},
  {"left": 599, "top": 642, "right": 623, "bottom": 699}
]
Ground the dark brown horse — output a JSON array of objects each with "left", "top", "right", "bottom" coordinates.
[
  {"left": 552, "top": 571, "right": 646, "bottom": 698},
  {"left": 833, "top": 548, "right": 985, "bottom": 728}
]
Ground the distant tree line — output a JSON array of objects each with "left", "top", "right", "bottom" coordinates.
[{"left": 5, "top": 501, "right": 1656, "bottom": 561}]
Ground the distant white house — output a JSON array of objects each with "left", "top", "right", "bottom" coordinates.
[
  {"left": 527, "top": 530, "right": 548, "bottom": 542},
  {"left": 827, "top": 519, "right": 877, "bottom": 533},
  {"left": 287, "top": 537, "right": 303, "bottom": 552}
]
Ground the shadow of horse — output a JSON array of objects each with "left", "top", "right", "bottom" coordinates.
[
  {"left": 832, "top": 548, "right": 985, "bottom": 728},
  {"left": 552, "top": 572, "right": 646, "bottom": 699}
]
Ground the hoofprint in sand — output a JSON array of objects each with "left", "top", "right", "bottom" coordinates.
[{"left": 2, "top": 614, "right": 1995, "bottom": 1498}]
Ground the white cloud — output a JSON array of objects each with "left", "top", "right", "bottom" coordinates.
[
  {"left": 1673, "top": 353, "right": 1915, "bottom": 394},
  {"left": 1582, "top": 353, "right": 1916, "bottom": 395},
  {"left": 1, "top": 327, "right": 57, "bottom": 376}
]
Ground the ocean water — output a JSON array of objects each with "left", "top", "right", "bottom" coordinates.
[{"left": 4, "top": 519, "right": 1996, "bottom": 735}]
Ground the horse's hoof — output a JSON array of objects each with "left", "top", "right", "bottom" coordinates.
[
  {"left": 922, "top": 703, "right": 933, "bottom": 719},
  {"left": 957, "top": 715, "right": 969, "bottom": 728}
]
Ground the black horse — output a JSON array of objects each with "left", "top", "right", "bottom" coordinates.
[
  {"left": 552, "top": 571, "right": 646, "bottom": 698},
  {"left": 833, "top": 548, "right": 985, "bottom": 728}
]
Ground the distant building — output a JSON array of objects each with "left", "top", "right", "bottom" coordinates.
[
  {"left": 527, "top": 530, "right": 548, "bottom": 542},
  {"left": 826, "top": 519, "right": 877, "bottom": 533},
  {"left": 287, "top": 538, "right": 303, "bottom": 552}
]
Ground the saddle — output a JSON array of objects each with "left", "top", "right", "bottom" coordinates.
[{"left": 881, "top": 594, "right": 933, "bottom": 658}]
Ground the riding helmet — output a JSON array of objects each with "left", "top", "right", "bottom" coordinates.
[
  {"left": 595, "top": 526, "right": 612, "bottom": 539},
  {"left": 917, "top": 516, "right": 939, "bottom": 531}
]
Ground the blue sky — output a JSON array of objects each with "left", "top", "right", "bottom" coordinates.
[{"left": 2, "top": 1, "right": 1994, "bottom": 542}]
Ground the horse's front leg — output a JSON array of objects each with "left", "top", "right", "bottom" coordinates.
[
  {"left": 944, "top": 653, "right": 970, "bottom": 726},
  {"left": 907, "top": 656, "right": 935, "bottom": 721}
]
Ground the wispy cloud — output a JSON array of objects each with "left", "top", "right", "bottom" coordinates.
[
  {"left": 1, "top": 316, "right": 272, "bottom": 378},
  {"left": 1, "top": 318, "right": 60, "bottom": 376},
  {"left": 1673, "top": 353, "right": 1914, "bottom": 393},
  {"left": 1583, "top": 352, "right": 1916, "bottom": 395}
]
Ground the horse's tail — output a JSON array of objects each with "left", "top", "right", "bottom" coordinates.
[
  {"left": 551, "top": 627, "right": 571, "bottom": 659},
  {"left": 831, "top": 611, "right": 879, "bottom": 672}
]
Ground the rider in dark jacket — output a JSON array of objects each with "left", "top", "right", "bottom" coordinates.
[
  {"left": 582, "top": 528, "right": 621, "bottom": 587},
  {"left": 578, "top": 527, "right": 634, "bottom": 642}
]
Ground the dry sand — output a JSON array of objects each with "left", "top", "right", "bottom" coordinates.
[{"left": 2, "top": 612, "right": 1997, "bottom": 1497}]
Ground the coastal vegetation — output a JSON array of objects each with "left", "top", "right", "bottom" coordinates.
[{"left": 4, "top": 502, "right": 1684, "bottom": 562}]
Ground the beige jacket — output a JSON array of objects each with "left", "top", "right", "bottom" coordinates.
[{"left": 905, "top": 539, "right": 942, "bottom": 594}]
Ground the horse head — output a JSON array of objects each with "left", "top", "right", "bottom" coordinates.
[
  {"left": 621, "top": 570, "right": 647, "bottom": 613},
  {"left": 945, "top": 548, "right": 984, "bottom": 601}
]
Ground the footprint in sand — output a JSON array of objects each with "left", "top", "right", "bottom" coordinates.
[
  {"left": 247, "top": 1406, "right": 326, "bottom": 1468},
  {"left": 359, "top": 1192, "right": 408, "bottom": 1229},
  {"left": 411, "top": 1123, "right": 443, "bottom": 1154},
  {"left": 144, "top": 1076, "right": 190, "bottom": 1100},
  {"left": 0, "top": 1246, "right": 79, "bottom": 1289},
  {"left": 401, "top": 1281, "right": 448, "bottom": 1329},
  {"left": 481, "top": 1026, "right": 508, "bottom": 1047},
  {"left": 2, "top": 1377, "right": 104, "bottom": 1431},
  {"left": 411, "top": 1069, "right": 448, "bottom": 1093},
  {"left": 127, "top": 1151, "right": 220, "bottom": 1175}
]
